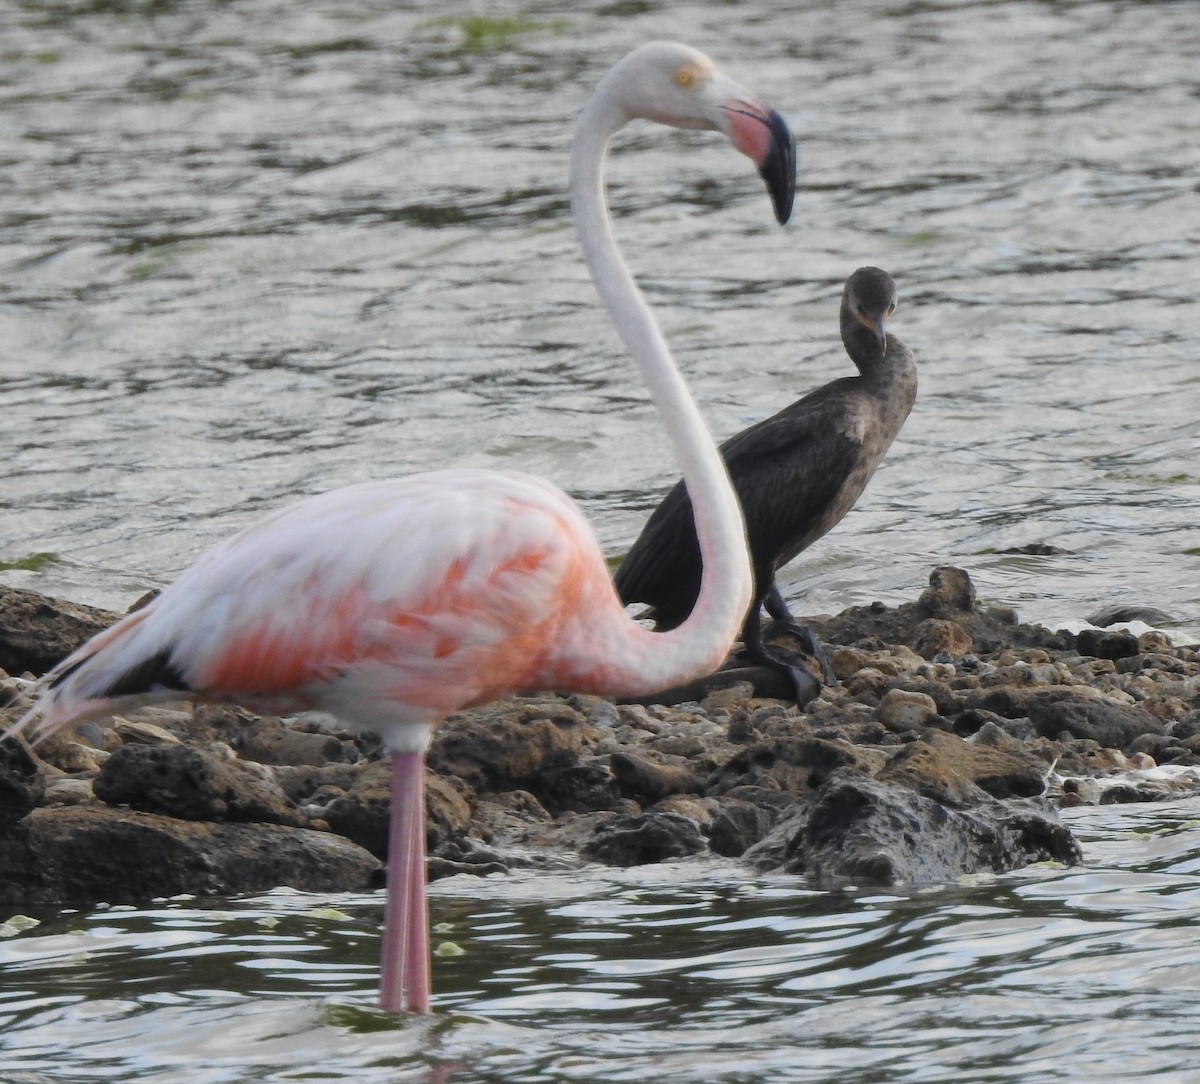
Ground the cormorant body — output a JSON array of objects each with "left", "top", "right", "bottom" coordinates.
[{"left": 615, "top": 265, "right": 918, "bottom": 703}]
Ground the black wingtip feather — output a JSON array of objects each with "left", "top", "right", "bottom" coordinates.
[{"left": 100, "top": 649, "right": 192, "bottom": 699}]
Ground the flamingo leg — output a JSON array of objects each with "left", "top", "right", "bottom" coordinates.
[{"left": 378, "top": 750, "right": 431, "bottom": 1013}]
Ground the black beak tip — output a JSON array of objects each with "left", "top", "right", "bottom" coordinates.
[{"left": 757, "top": 109, "right": 797, "bottom": 225}]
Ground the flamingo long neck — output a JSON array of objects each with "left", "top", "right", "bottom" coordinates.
[{"left": 567, "top": 89, "right": 753, "bottom": 694}]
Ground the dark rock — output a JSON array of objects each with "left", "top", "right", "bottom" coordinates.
[
  {"left": 918, "top": 567, "right": 977, "bottom": 617},
  {"left": 1026, "top": 692, "right": 1165, "bottom": 749},
  {"left": 428, "top": 699, "right": 593, "bottom": 791},
  {"left": 709, "top": 798, "right": 776, "bottom": 857},
  {"left": 537, "top": 760, "right": 622, "bottom": 815},
  {"left": 610, "top": 751, "right": 704, "bottom": 801},
  {"left": 0, "top": 805, "right": 380, "bottom": 906},
  {"left": 746, "top": 776, "right": 1079, "bottom": 884},
  {"left": 1075, "top": 628, "right": 1140, "bottom": 661},
  {"left": 707, "top": 736, "right": 874, "bottom": 796},
  {"left": 583, "top": 811, "right": 707, "bottom": 866},
  {"left": 273, "top": 762, "right": 364, "bottom": 804},
  {"left": 93, "top": 743, "right": 305, "bottom": 826},
  {"left": 0, "top": 586, "right": 116, "bottom": 676},
  {"left": 233, "top": 717, "right": 347, "bottom": 766},
  {"left": 0, "top": 736, "right": 44, "bottom": 825},
  {"left": 1086, "top": 604, "right": 1176, "bottom": 628},
  {"left": 951, "top": 707, "right": 1037, "bottom": 742},
  {"left": 320, "top": 761, "right": 472, "bottom": 858},
  {"left": 1169, "top": 711, "right": 1200, "bottom": 742}
]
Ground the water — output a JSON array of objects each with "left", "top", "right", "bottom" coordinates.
[
  {"left": 3, "top": 798, "right": 1200, "bottom": 1082},
  {"left": 2, "top": 0, "right": 1197, "bottom": 633},
  {"left": 2, "top": 0, "right": 1200, "bottom": 1078}
]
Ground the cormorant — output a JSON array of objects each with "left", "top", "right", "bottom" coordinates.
[{"left": 615, "top": 265, "right": 918, "bottom": 704}]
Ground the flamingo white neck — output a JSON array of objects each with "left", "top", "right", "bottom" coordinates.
[{"left": 568, "top": 86, "right": 753, "bottom": 693}]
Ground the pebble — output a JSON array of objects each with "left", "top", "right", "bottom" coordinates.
[{"left": 876, "top": 689, "right": 940, "bottom": 731}]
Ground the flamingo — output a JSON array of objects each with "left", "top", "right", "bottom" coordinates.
[
  {"left": 5, "top": 42, "right": 796, "bottom": 1014},
  {"left": 615, "top": 267, "right": 918, "bottom": 704}
]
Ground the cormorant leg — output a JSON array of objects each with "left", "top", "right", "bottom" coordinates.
[
  {"left": 761, "top": 584, "right": 838, "bottom": 686},
  {"left": 742, "top": 604, "right": 822, "bottom": 708}
]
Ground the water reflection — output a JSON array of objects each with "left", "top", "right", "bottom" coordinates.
[{"left": 6, "top": 800, "right": 1200, "bottom": 1082}]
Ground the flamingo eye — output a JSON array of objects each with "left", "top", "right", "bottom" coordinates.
[{"left": 674, "top": 65, "right": 698, "bottom": 88}]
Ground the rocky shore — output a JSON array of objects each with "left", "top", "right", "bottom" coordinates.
[{"left": 3, "top": 566, "right": 1199, "bottom": 909}]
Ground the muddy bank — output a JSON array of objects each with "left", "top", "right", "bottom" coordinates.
[{"left": 2, "top": 568, "right": 1198, "bottom": 907}]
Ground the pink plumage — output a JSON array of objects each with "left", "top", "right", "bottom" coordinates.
[{"left": 7, "top": 41, "right": 796, "bottom": 1014}]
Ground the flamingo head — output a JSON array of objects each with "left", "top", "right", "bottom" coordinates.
[{"left": 605, "top": 41, "right": 797, "bottom": 224}]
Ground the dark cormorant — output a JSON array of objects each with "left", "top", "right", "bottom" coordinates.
[{"left": 614, "top": 265, "right": 918, "bottom": 705}]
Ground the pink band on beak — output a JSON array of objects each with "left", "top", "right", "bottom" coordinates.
[{"left": 726, "top": 105, "right": 773, "bottom": 165}]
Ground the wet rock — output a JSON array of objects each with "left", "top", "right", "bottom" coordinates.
[
  {"left": 876, "top": 689, "right": 941, "bottom": 732},
  {"left": 0, "top": 737, "right": 44, "bottom": 825},
  {"left": 0, "top": 805, "right": 380, "bottom": 906},
  {"left": 746, "top": 777, "right": 1080, "bottom": 884},
  {"left": 1087, "top": 604, "right": 1176, "bottom": 628},
  {"left": 583, "top": 811, "right": 706, "bottom": 866},
  {"left": 609, "top": 750, "right": 704, "bottom": 802},
  {"left": 1025, "top": 691, "right": 1165, "bottom": 749},
  {"left": 233, "top": 717, "right": 347, "bottom": 766},
  {"left": 428, "top": 698, "right": 594, "bottom": 791},
  {"left": 1075, "top": 628, "right": 1141, "bottom": 661},
  {"left": 709, "top": 798, "right": 776, "bottom": 857},
  {"left": 917, "top": 566, "right": 977, "bottom": 617},
  {"left": 93, "top": 742, "right": 305, "bottom": 826},
  {"left": 0, "top": 586, "right": 116, "bottom": 676}
]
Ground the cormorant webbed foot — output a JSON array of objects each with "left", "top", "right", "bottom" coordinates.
[
  {"left": 742, "top": 605, "right": 825, "bottom": 708},
  {"left": 761, "top": 584, "right": 838, "bottom": 686},
  {"left": 763, "top": 617, "right": 838, "bottom": 686}
]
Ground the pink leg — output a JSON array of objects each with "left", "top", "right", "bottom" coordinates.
[{"left": 378, "top": 751, "right": 431, "bottom": 1013}]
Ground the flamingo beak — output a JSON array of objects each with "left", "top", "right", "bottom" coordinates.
[{"left": 757, "top": 109, "right": 796, "bottom": 225}]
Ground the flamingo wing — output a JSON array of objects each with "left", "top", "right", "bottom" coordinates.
[{"left": 18, "top": 470, "right": 595, "bottom": 742}]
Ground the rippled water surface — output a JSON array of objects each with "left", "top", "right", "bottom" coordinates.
[
  {"left": 4, "top": 799, "right": 1200, "bottom": 1082},
  {"left": 2, "top": 0, "right": 1200, "bottom": 1079},
  {"left": 1, "top": 0, "right": 1197, "bottom": 632}
]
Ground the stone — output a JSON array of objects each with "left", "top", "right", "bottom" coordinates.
[
  {"left": 233, "top": 717, "right": 347, "bottom": 766},
  {"left": 912, "top": 619, "right": 973, "bottom": 660},
  {"left": 0, "top": 736, "right": 44, "bottom": 825},
  {"left": 93, "top": 742, "right": 305, "bottom": 826},
  {"left": 746, "top": 776, "right": 1080, "bottom": 884},
  {"left": 876, "top": 689, "right": 941, "bottom": 731},
  {"left": 1025, "top": 691, "right": 1165, "bottom": 749},
  {"left": 428, "top": 698, "right": 594, "bottom": 791},
  {"left": 917, "top": 566, "right": 977, "bottom": 617},
  {"left": 609, "top": 751, "right": 704, "bottom": 801},
  {"left": 583, "top": 811, "right": 706, "bottom": 866},
  {"left": 0, "top": 805, "right": 380, "bottom": 906},
  {"left": 0, "top": 586, "right": 116, "bottom": 676}
]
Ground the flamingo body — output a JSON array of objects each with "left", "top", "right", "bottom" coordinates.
[
  {"left": 7, "top": 41, "right": 797, "bottom": 1014},
  {"left": 34, "top": 471, "right": 689, "bottom": 749}
]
